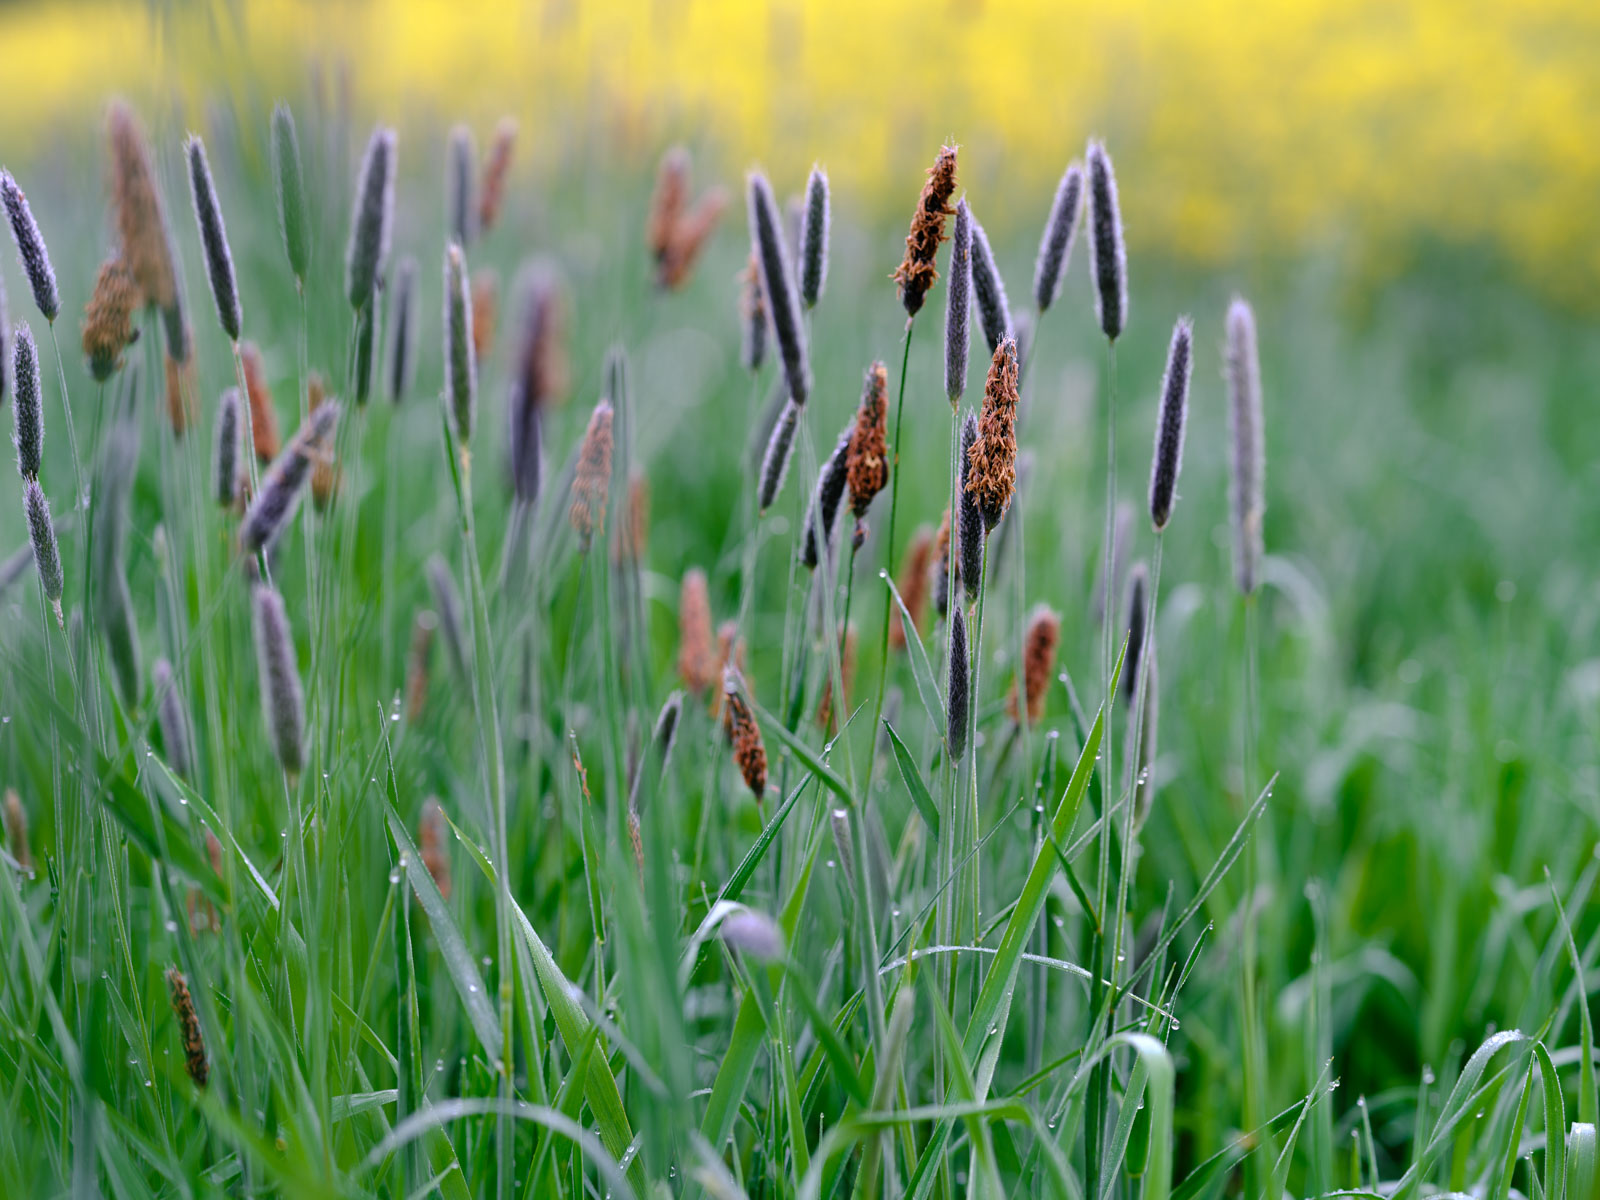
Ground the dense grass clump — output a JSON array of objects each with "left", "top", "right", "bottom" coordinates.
[{"left": 0, "top": 84, "right": 1598, "bottom": 1200}]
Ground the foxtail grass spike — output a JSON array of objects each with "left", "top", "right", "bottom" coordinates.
[
  {"left": 446, "top": 124, "right": 476, "bottom": 248},
  {"left": 252, "top": 581, "right": 304, "bottom": 774},
  {"left": 214, "top": 387, "right": 241, "bottom": 507},
  {"left": 678, "top": 569, "right": 716, "bottom": 693},
  {"left": 569, "top": 399, "right": 614, "bottom": 548},
  {"left": 427, "top": 556, "right": 469, "bottom": 684},
  {"left": 659, "top": 187, "right": 727, "bottom": 290},
  {"left": 239, "top": 341, "right": 280, "bottom": 463},
  {"left": 652, "top": 690, "right": 684, "bottom": 774},
  {"left": 478, "top": 118, "right": 516, "bottom": 233},
  {"left": 719, "top": 908, "right": 784, "bottom": 961},
  {"left": 346, "top": 127, "right": 397, "bottom": 309},
  {"left": 152, "top": 658, "right": 193, "bottom": 778},
  {"left": 3, "top": 788, "right": 29, "bottom": 873},
  {"left": 747, "top": 172, "right": 810, "bottom": 405},
  {"left": 443, "top": 242, "right": 476, "bottom": 447},
  {"left": 846, "top": 361, "right": 889, "bottom": 541},
  {"left": 722, "top": 668, "right": 768, "bottom": 798},
  {"left": 1227, "top": 297, "right": 1265, "bottom": 594},
  {"left": 798, "top": 165, "right": 830, "bottom": 308},
  {"left": 1123, "top": 560, "right": 1149, "bottom": 708},
  {"left": 13, "top": 323, "right": 42, "bottom": 479},
  {"left": 307, "top": 374, "right": 339, "bottom": 509},
  {"left": 239, "top": 403, "right": 339, "bottom": 554},
  {"left": 968, "top": 336, "right": 1020, "bottom": 534},
  {"left": 738, "top": 254, "right": 768, "bottom": 373},
  {"left": 82, "top": 257, "right": 141, "bottom": 381},
  {"left": 165, "top": 968, "right": 208, "bottom": 1089},
  {"left": 890, "top": 524, "right": 934, "bottom": 651},
  {"left": 23, "top": 480, "right": 62, "bottom": 615},
  {"left": 508, "top": 261, "right": 563, "bottom": 501},
  {"left": 0, "top": 276, "right": 9, "bottom": 404},
  {"left": 271, "top": 104, "right": 310, "bottom": 282},
  {"left": 387, "top": 256, "right": 418, "bottom": 403},
  {"left": 1086, "top": 139, "right": 1127, "bottom": 342},
  {"left": 648, "top": 148, "right": 690, "bottom": 266},
  {"left": 800, "top": 423, "right": 851, "bottom": 569},
  {"left": 1033, "top": 161, "right": 1085, "bottom": 313},
  {"left": 1148, "top": 317, "right": 1193, "bottom": 531},
  {"left": 969, "top": 212, "right": 1012, "bottom": 356},
  {"left": 947, "top": 601, "right": 969, "bottom": 760},
  {"left": 1008, "top": 604, "right": 1061, "bottom": 726},
  {"left": 0, "top": 172, "right": 57, "bottom": 322},
  {"left": 185, "top": 135, "right": 242, "bottom": 341},
  {"left": 109, "top": 101, "right": 184, "bottom": 359},
  {"left": 895, "top": 145, "right": 958, "bottom": 317},
  {"left": 758, "top": 398, "right": 801, "bottom": 514},
  {"left": 957, "top": 414, "right": 983, "bottom": 601},
  {"left": 945, "top": 199, "right": 972, "bottom": 403}
]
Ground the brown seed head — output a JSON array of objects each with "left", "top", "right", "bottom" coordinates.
[
  {"left": 3, "top": 788, "right": 29, "bottom": 872},
  {"left": 239, "top": 341, "right": 281, "bottom": 462},
  {"left": 478, "top": 117, "right": 517, "bottom": 233},
  {"left": 615, "top": 469, "right": 649, "bottom": 565},
  {"left": 419, "top": 797, "right": 452, "bottom": 900},
  {"left": 933, "top": 505, "right": 954, "bottom": 618},
  {"left": 471, "top": 268, "right": 499, "bottom": 364},
  {"left": 677, "top": 568, "right": 716, "bottom": 693},
  {"left": 722, "top": 669, "right": 767, "bottom": 798},
  {"left": 966, "top": 336, "right": 1019, "bottom": 533},
  {"left": 164, "top": 341, "right": 196, "bottom": 437},
  {"left": 165, "top": 967, "right": 208, "bottom": 1089},
  {"left": 1007, "top": 604, "right": 1061, "bottom": 726},
  {"left": 711, "top": 619, "right": 747, "bottom": 719},
  {"left": 568, "top": 399, "right": 614, "bottom": 548},
  {"left": 308, "top": 372, "right": 340, "bottom": 509},
  {"left": 82, "top": 257, "right": 141, "bottom": 382},
  {"left": 890, "top": 524, "right": 934, "bottom": 651},
  {"left": 108, "top": 101, "right": 178, "bottom": 310},
  {"left": 817, "top": 624, "right": 858, "bottom": 733},
  {"left": 648, "top": 146, "right": 690, "bottom": 263},
  {"left": 659, "top": 187, "right": 728, "bottom": 290},
  {"left": 405, "top": 610, "right": 437, "bottom": 722},
  {"left": 894, "top": 144, "right": 958, "bottom": 317},
  {"left": 846, "top": 361, "right": 889, "bottom": 521}
]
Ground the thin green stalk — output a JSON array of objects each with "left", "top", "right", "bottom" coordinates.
[
  {"left": 965, "top": 537, "right": 990, "bottom": 948},
  {"left": 1112, "top": 531, "right": 1163, "bottom": 985}
]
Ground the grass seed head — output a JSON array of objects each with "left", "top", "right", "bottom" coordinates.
[
  {"left": 419, "top": 797, "right": 452, "bottom": 900},
  {"left": 800, "top": 423, "right": 851, "bottom": 569},
  {"left": 747, "top": 171, "right": 810, "bottom": 405},
  {"left": 678, "top": 568, "right": 717, "bottom": 693},
  {"left": 799, "top": 165, "right": 830, "bottom": 308},
  {"left": 946, "top": 601, "right": 969, "bottom": 761},
  {"left": 13, "top": 322, "right": 42, "bottom": 479},
  {"left": 1148, "top": 316, "right": 1193, "bottom": 531},
  {"left": 23, "top": 480, "right": 62, "bottom": 616},
  {"left": 934, "top": 505, "right": 953, "bottom": 618},
  {"left": 1129, "top": 648, "right": 1159, "bottom": 829},
  {"left": 0, "top": 170, "right": 58, "bottom": 322},
  {"left": 569, "top": 398, "right": 614, "bottom": 549},
  {"left": 470, "top": 267, "right": 498, "bottom": 364},
  {"left": 239, "top": 403, "right": 339, "bottom": 554},
  {"left": 478, "top": 117, "right": 517, "bottom": 233},
  {"left": 152, "top": 657, "right": 193, "bottom": 778},
  {"left": 185, "top": 135, "right": 242, "bottom": 341},
  {"left": 346, "top": 127, "right": 397, "bottom": 309},
  {"left": 3, "top": 788, "right": 29, "bottom": 872},
  {"left": 659, "top": 187, "right": 728, "bottom": 290},
  {"left": 945, "top": 198, "right": 972, "bottom": 403},
  {"left": 509, "top": 261, "right": 565, "bottom": 502},
  {"left": 446, "top": 124, "right": 477, "bottom": 248},
  {"left": 386, "top": 255, "right": 418, "bottom": 403},
  {"left": 1008, "top": 604, "right": 1061, "bottom": 726},
  {"left": 1033, "top": 161, "right": 1085, "bottom": 313},
  {"left": 1123, "top": 560, "right": 1149, "bottom": 708},
  {"left": 1086, "top": 139, "right": 1128, "bottom": 341},
  {"left": 957, "top": 412, "right": 984, "bottom": 601},
  {"left": 1226, "top": 296, "right": 1265, "bottom": 594},
  {"left": 0, "top": 275, "right": 9, "bottom": 403},
  {"left": 443, "top": 242, "right": 477, "bottom": 447},
  {"left": 758, "top": 398, "right": 801, "bottom": 514},
  {"left": 239, "top": 341, "right": 281, "bottom": 462},
  {"left": 967, "top": 336, "right": 1019, "bottom": 534},
  {"left": 350, "top": 294, "right": 377, "bottom": 406},
  {"left": 895, "top": 144, "right": 958, "bottom": 317},
  {"left": 846, "top": 361, "right": 889, "bottom": 528},
  {"left": 251, "top": 581, "right": 304, "bottom": 774},
  {"left": 271, "top": 103, "right": 311, "bottom": 281},
  {"left": 738, "top": 253, "right": 768, "bottom": 373},
  {"left": 722, "top": 668, "right": 768, "bottom": 798},
  {"left": 82, "top": 257, "right": 141, "bottom": 381},
  {"left": 719, "top": 907, "right": 784, "bottom": 961},
  {"left": 890, "top": 524, "right": 934, "bottom": 651},
  {"left": 165, "top": 968, "right": 208, "bottom": 1089},
  {"left": 164, "top": 342, "right": 196, "bottom": 438},
  {"left": 648, "top": 147, "right": 691, "bottom": 264},
  {"left": 968, "top": 212, "right": 1012, "bottom": 356},
  {"left": 308, "top": 373, "right": 340, "bottom": 509},
  {"left": 109, "top": 102, "right": 183, "bottom": 341},
  {"left": 213, "top": 387, "right": 241, "bottom": 507},
  {"left": 404, "top": 610, "right": 437, "bottom": 722}
]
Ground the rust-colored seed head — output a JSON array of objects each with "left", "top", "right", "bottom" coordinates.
[
  {"left": 478, "top": 117, "right": 517, "bottom": 233},
  {"left": 404, "top": 610, "right": 437, "bottom": 722},
  {"left": 165, "top": 968, "right": 208, "bottom": 1089},
  {"left": 966, "top": 336, "right": 1020, "bottom": 533},
  {"left": 419, "top": 797, "right": 452, "bottom": 900},
  {"left": 471, "top": 268, "right": 499, "bottom": 364},
  {"left": 722, "top": 669, "right": 767, "bottom": 798},
  {"left": 164, "top": 342, "right": 195, "bottom": 438},
  {"left": 239, "top": 341, "right": 281, "bottom": 463},
  {"left": 711, "top": 620, "right": 747, "bottom": 719},
  {"left": 933, "top": 506, "right": 953, "bottom": 618},
  {"left": 108, "top": 101, "right": 178, "bottom": 312},
  {"left": 82, "top": 257, "right": 141, "bottom": 381},
  {"left": 568, "top": 399, "right": 614, "bottom": 549},
  {"left": 817, "top": 624, "right": 858, "bottom": 733},
  {"left": 648, "top": 147, "right": 690, "bottom": 264},
  {"left": 894, "top": 144, "right": 958, "bottom": 317},
  {"left": 890, "top": 524, "right": 934, "bottom": 651},
  {"left": 677, "top": 568, "right": 716, "bottom": 693},
  {"left": 846, "top": 361, "right": 889, "bottom": 523},
  {"left": 659, "top": 187, "right": 728, "bottom": 290},
  {"left": 616, "top": 469, "right": 649, "bottom": 564},
  {"left": 3, "top": 788, "right": 29, "bottom": 872},
  {"left": 308, "top": 372, "right": 340, "bottom": 510},
  {"left": 1007, "top": 604, "right": 1061, "bottom": 726}
]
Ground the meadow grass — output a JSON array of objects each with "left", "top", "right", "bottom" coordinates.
[{"left": 0, "top": 87, "right": 1598, "bottom": 1200}]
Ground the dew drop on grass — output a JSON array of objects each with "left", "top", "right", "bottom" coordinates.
[
  {"left": 388, "top": 871, "right": 399, "bottom": 884},
  {"left": 164, "top": 920, "right": 178, "bottom": 933}
]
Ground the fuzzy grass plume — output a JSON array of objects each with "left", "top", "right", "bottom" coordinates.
[
  {"left": 1123, "top": 560, "right": 1149, "bottom": 708},
  {"left": 846, "top": 361, "right": 889, "bottom": 538},
  {"left": 0, "top": 171, "right": 58, "bottom": 322},
  {"left": 1033, "top": 161, "right": 1085, "bottom": 313},
  {"left": 23, "top": 480, "right": 62, "bottom": 622},
  {"left": 470, "top": 268, "right": 498, "bottom": 364},
  {"left": 271, "top": 104, "right": 310, "bottom": 282},
  {"left": 109, "top": 101, "right": 185, "bottom": 360},
  {"left": 648, "top": 148, "right": 690, "bottom": 266},
  {"left": 746, "top": 171, "right": 809, "bottom": 405},
  {"left": 738, "top": 254, "right": 768, "bottom": 373},
  {"left": 677, "top": 568, "right": 716, "bottom": 694},
  {"left": 894, "top": 145, "right": 958, "bottom": 318},
  {"left": 969, "top": 211, "right": 1012, "bottom": 356},
  {"left": 213, "top": 387, "right": 241, "bottom": 507},
  {"left": 508, "top": 261, "right": 564, "bottom": 503},
  {"left": 386, "top": 255, "right": 418, "bottom": 403},
  {"left": 1148, "top": 317, "right": 1193, "bottom": 531},
  {"left": 569, "top": 398, "right": 614, "bottom": 549},
  {"left": 933, "top": 506, "right": 952, "bottom": 618},
  {"left": 447, "top": 124, "right": 477, "bottom": 248},
  {"left": 722, "top": 668, "right": 768, "bottom": 798},
  {"left": 889, "top": 523, "right": 933, "bottom": 651},
  {"left": 419, "top": 797, "right": 452, "bottom": 900},
  {"left": 185, "top": 135, "right": 242, "bottom": 341},
  {"left": 404, "top": 610, "right": 437, "bottom": 722},
  {"left": 1086, "top": 139, "right": 1128, "bottom": 342},
  {"left": 3, "top": 788, "right": 29, "bottom": 873},
  {"left": 82, "top": 257, "right": 141, "bottom": 381},
  {"left": 967, "top": 336, "right": 1020, "bottom": 534},
  {"left": 758, "top": 398, "right": 801, "bottom": 514},
  {"left": 956, "top": 414, "right": 982, "bottom": 602},
  {"left": 240, "top": 403, "right": 339, "bottom": 554},
  {"left": 946, "top": 601, "right": 969, "bottom": 760},
  {"left": 239, "top": 341, "right": 281, "bottom": 463},
  {"left": 1226, "top": 296, "right": 1266, "bottom": 594},
  {"left": 443, "top": 242, "right": 477, "bottom": 447},
  {"left": 346, "top": 127, "right": 398, "bottom": 309},
  {"left": 477, "top": 118, "right": 517, "bottom": 233},
  {"left": 945, "top": 199, "right": 972, "bottom": 403},
  {"left": 164, "top": 968, "right": 208, "bottom": 1089},
  {"left": 251, "top": 580, "right": 304, "bottom": 774},
  {"left": 800, "top": 423, "right": 851, "bottom": 569},
  {"left": 12, "top": 323, "right": 42, "bottom": 480},
  {"left": 1008, "top": 604, "right": 1060, "bottom": 726},
  {"left": 798, "top": 165, "right": 830, "bottom": 308},
  {"left": 152, "top": 657, "right": 194, "bottom": 779}
]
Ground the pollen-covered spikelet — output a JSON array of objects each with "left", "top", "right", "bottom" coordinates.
[
  {"left": 648, "top": 147, "right": 690, "bottom": 265},
  {"left": 404, "top": 609, "right": 437, "bottom": 722},
  {"left": 252, "top": 580, "right": 304, "bottom": 774},
  {"left": 660, "top": 187, "right": 728, "bottom": 290},
  {"left": 240, "top": 403, "right": 339, "bottom": 553},
  {"left": 966, "top": 336, "right": 1019, "bottom": 534},
  {"left": 1007, "top": 605, "right": 1060, "bottom": 726},
  {"left": 1085, "top": 139, "right": 1128, "bottom": 342},
  {"left": 616, "top": 469, "right": 649, "bottom": 565},
  {"left": 3, "top": 788, "right": 30, "bottom": 872},
  {"left": 82, "top": 257, "right": 141, "bottom": 381},
  {"left": 186, "top": 829, "right": 224, "bottom": 935},
  {"left": 307, "top": 373, "right": 341, "bottom": 510},
  {"left": 890, "top": 524, "right": 934, "bottom": 651},
  {"left": 239, "top": 341, "right": 280, "bottom": 463},
  {"left": 816, "top": 624, "right": 858, "bottom": 733},
  {"left": 185, "top": 134, "right": 242, "bottom": 341},
  {"left": 1034, "top": 160, "right": 1085, "bottom": 314},
  {"left": 845, "top": 361, "right": 889, "bottom": 540},
  {"left": 711, "top": 620, "right": 747, "bottom": 719},
  {"left": 946, "top": 603, "right": 969, "bottom": 760},
  {"left": 443, "top": 242, "right": 476, "bottom": 448},
  {"left": 0, "top": 171, "right": 58, "bottom": 321},
  {"left": 419, "top": 797, "right": 452, "bottom": 900},
  {"left": 722, "top": 667, "right": 767, "bottom": 799},
  {"left": 471, "top": 268, "right": 498, "bottom": 364},
  {"left": 165, "top": 967, "right": 208, "bottom": 1089},
  {"left": 164, "top": 341, "right": 196, "bottom": 438},
  {"left": 478, "top": 117, "right": 517, "bottom": 233},
  {"left": 678, "top": 569, "right": 717, "bottom": 693},
  {"left": 346, "top": 127, "right": 397, "bottom": 309},
  {"left": 746, "top": 172, "right": 809, "bottom": 403},
  {"left": 108, "top": 102, "right": 181, "bottom": 329},
  {"left": 568, "top": 399, "right": 614, "bottom": 549},
  {"left": 894, "top": 145, "right": 958, "bottom": 317}
]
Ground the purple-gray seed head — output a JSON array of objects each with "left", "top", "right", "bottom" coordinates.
[
  {"left": 746, "top": 171, "right": 810, "bottom": 406},
  {"left": 1085, "top": 140, "right": 1127, "bottom": 342},
  {"left": 214, "top": 386, "right": 241, "bottom": 506},
  {"left": 798, "top": 165, "right": 830, "bottom": 309},
  {"left": 1226, "top": 296, "right": 1265, "bottom": 594},
  {"left": 23, "top": 479, "right": 62, "bottom": 605},
  {"left": 946, "top": 601, "right": 969, "bottom": 761},
  {"left": 957, "top": 413, "right": 983, "bottom": 602},
  {"left": 719, "top": 907, "right": 786, "bottom": 962},
  {"left": 12, "top": 322, "right": 41, "bottom": 479},
  {"left": 345, "top": 127, "right": 397, "bottom": 309},
  {"left": 1147, "top": 317, "right": 1192, "bottom": 531},
  {"left": 271, "top": 104, "right": 310, "bottom": 281},
  {"left": 1122, "top": 559, "right": 1148, "bottom": 708},
  {"left": 427, "top": 553, "right": 469, "bottom": 683},
  {"left": 239, "top": 402, "right": 339, "bottom": 554},
  {"left": 0, "top": 171, "right": 58, "bottom": 322},
  {"left": 387, "top": 255, "right": 418, "bottom": 403},
  {"left": 944, "top": 199, "right": 972, "bottom": 403},
  {"left": 1033, "top": 161, "right": 1084, "bottom": 313},
  {"left": 152, "top": 657, "right": 194, "bottom": 778},
  {"left": 251, "top": 582, "right": 304, "bottom": 774},
  {"left": 800, "top": 422, "right": 852, "bottom": 569},
  {"left": 968, "top": 211, "right": 1012, "bottom": 356},
  {"left": 508, "top": 260, "right": 560, "bottom": 503},
  {"left": 185, "top": 135, "right": 242, "bottom": 341},
  {"left": 758, "top": 398, "right": 802, "bottom": 514}
]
